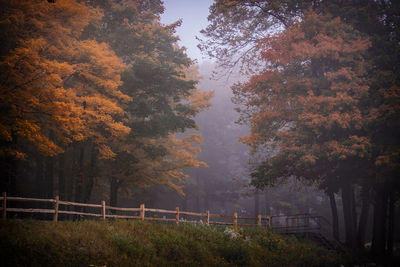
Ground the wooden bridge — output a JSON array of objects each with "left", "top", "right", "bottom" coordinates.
[
  {"left": 0, "top": 193, "right": 342, "bottom": 250},
  {"left": 268, "top": 214, "right": 343, "bottom": 251}
]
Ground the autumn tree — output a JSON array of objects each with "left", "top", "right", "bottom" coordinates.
[
  {"left": 359, "top": 1, "right": 400, "bottom": 256},
  {"left": 83, "top": 0, "right": 212, "bottom": 206},
  {"left": 104, "top": 64, "right": 212, "bottom": 207},
  {"left": 202, "top": 0, "right": 400, "bottom": 255},
  {"left": 233, "top": 11, "right": 371, "bottom": 248},
  {"left": 0, "top": 0, "right": 211, "bottom": 208},
  {"left": 0, "top": 0, "right": 130, "bottom": 198},
  {"left": 199, "top": 0, "right": 315, "bottom": 75}
]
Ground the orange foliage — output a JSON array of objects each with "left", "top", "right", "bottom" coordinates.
[
  {"left": 238, "top": 11, "right": 372, "bottom": 170},
  {"left": 108, "top": 133, "right": 207, "bottom": 196},
  {"left": 182, "top": 65, "right": 214, "bottom": 113},
  {"left": 0, "top": 0, "right": 129, "bottom": 158}
]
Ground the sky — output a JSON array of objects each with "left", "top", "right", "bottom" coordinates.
[{"left": 160, "top": 0, "right": 214, "bottom": 63}]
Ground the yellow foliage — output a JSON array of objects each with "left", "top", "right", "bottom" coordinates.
[{"left": 187, "top": 90, "right": 214, "bottom": 113}]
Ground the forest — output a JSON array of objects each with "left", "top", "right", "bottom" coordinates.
[{"left": 0, "top": 0, "right": 399, "bottom": 264}]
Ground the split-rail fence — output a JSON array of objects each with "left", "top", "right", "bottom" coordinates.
[
  {"left": 0, "top": 192, "right": 335, "bottom": 241},
  {"left": 1, "top": 192, "right": 342, "bottom": 250},
  {"left": 0, "top": 192, "right": 272, "bottom": 227}
]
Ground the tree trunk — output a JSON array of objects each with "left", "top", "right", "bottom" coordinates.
[
  {"left": 35, "top": 155, "right": 44, "bottom": 198},
  {"left": 357, "top": 185, "right": 370, "bottom": 249},
  {"left": 203, "top": 178, "right": 210, "bottom": 210},
  {"left": 328, "top": 190, "right": 340, "bottom": 241},
  {"left": 195, "top": 175, "right": 201, "bottom": 212},
  {"left": 34, "top": 155, "right": 45, "bottom": 218},
  {"left": 372, "top": 184, "right": 388, "bottom": 256},
  {"left": 110, "top": 176, "right": 120, "bottom": 210},
  {"left": 342, "top": 182, "right": 356, "bottom": 248},
  {"left": 264, "top": 191, "right": 269, "bottom": 215},
  {"left": 254, "top": 189, "right": 260, "bottom": 223},
  {"left": 74, "top": 145, "right": 85, "bottom": 203},
  {"left": 195, "top": 195, "right": 201, "bottom": 213},
  {"left": 58, "top": 152, "right": 66, "bottom": 200},
  {"left": 83, "top": 143, "right": 96, "bottom": 203},
  {"left": 1, "top": 132, "right": 18, "bottom": 194},
  {"left": 66, "top": 158, "right": 74, "bottom": 202},
  {"left": 44, "top": 156, "right": 54, "bottom": 198},
  {"left": 351, "top": 186, "right": 358, "bottom": 239},
  {"left": 387, "top": 191, "right": 395, "bottom": 256},
  {"left": 182, "top": 195, "right": 187, "bottom": 211},
  {"left": 1, "top": 156, "right": 17, "bottom": 195},
  {"left": 66, "top": 149, "right": 74, "bottom": 202}
]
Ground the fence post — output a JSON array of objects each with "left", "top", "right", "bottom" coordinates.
[
  {"left": 175, "top": 207, "right": 179, "bottom": 224},
  {"left": 53, "top": 196, "right": 59, "bottom": 222},
  {"left": 2, "top": 192, "right": 6, "bottom": 220},
  {"left": 101, "top": 200, "right": 106, "bottom": 220},
  {"left": 316, "top": 216, "right": 321, "bottom": 234},
  {"left": 206, "top": 210, "right": 210, "bottom": 225},
  {"left": 140, "top": 204, "right": 145, "bottom": 221},
  {"left": 257, "top": 214, "right": 262, "bottom": 226},
  {"left": 233, "top": 212, "right": 238, "bottom": 231},
  {"left": 266, "top": 216, "right": 271, "bottom": 228}
]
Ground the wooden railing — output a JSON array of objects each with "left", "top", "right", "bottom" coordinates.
[
  {"left": 0, "top": 192, "right": 337, "bottom": 245},
  {"left": 269, "top": 214, "right": 324, "bottom": 233},
  {"left": 268, "top": 213, "right": 339, "bottom": 243},
  {"left": 0, "top": 192, "right": 272, "bottom": 227}
]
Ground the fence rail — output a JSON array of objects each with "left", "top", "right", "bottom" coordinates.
[
  {"left": 1, "top": 192, "right": 344, "bottom": 251},
  {"left": 0, "top": 192, "right": 334, "bottom": 243},
  {"left": 0, "top": 192, "right": 272, "bottom": 227}
]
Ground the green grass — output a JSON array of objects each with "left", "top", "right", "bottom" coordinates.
[{"left": 0, "top": 219, "right": 344, "bottom": 266}]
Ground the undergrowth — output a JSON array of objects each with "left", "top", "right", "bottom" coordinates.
[{"left": 0, "top": 219, "right": 344, "bottom": 266}]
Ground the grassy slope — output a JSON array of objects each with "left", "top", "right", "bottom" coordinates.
[{"left": 0, "top": 219, "right": 343, "bottom": 266}]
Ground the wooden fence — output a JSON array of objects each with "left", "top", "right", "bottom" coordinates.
[{"left": 0, "top": 192, "right": 271, "bottom": 227}]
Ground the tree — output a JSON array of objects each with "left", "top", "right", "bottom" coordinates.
[
  {"left": 0, "top": 0, "right": 212, "bottom": 208},
  {"left": 199, "top": 0, "right": 315, "bottom": 75},
  {"left": 0, "top": 0, "right": 130, "bottom": 197},
  {"left": 83, "top": 0, "right": 212, "bottom": 206},
  {"left": 233, "top": 11, "right": 371, "bottom": 247},
  {"left": 202, "top": 0, "right": 400, "bottom": 254}
]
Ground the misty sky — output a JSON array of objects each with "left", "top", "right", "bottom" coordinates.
[{"left": 161, "top": 0, "right": 214, "bottom": 63}]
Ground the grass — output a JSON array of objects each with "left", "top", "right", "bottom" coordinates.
[{"left": 0, "top": 219, "right": 344, "bottom": 266}]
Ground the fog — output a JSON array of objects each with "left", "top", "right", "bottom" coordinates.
[{"left": 1, "top": 0, "right": 399, "bottom": 262}]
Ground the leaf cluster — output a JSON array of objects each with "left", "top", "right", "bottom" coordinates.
[{"left": 0, "top": 0, "right": 213, "bottom": 197}]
